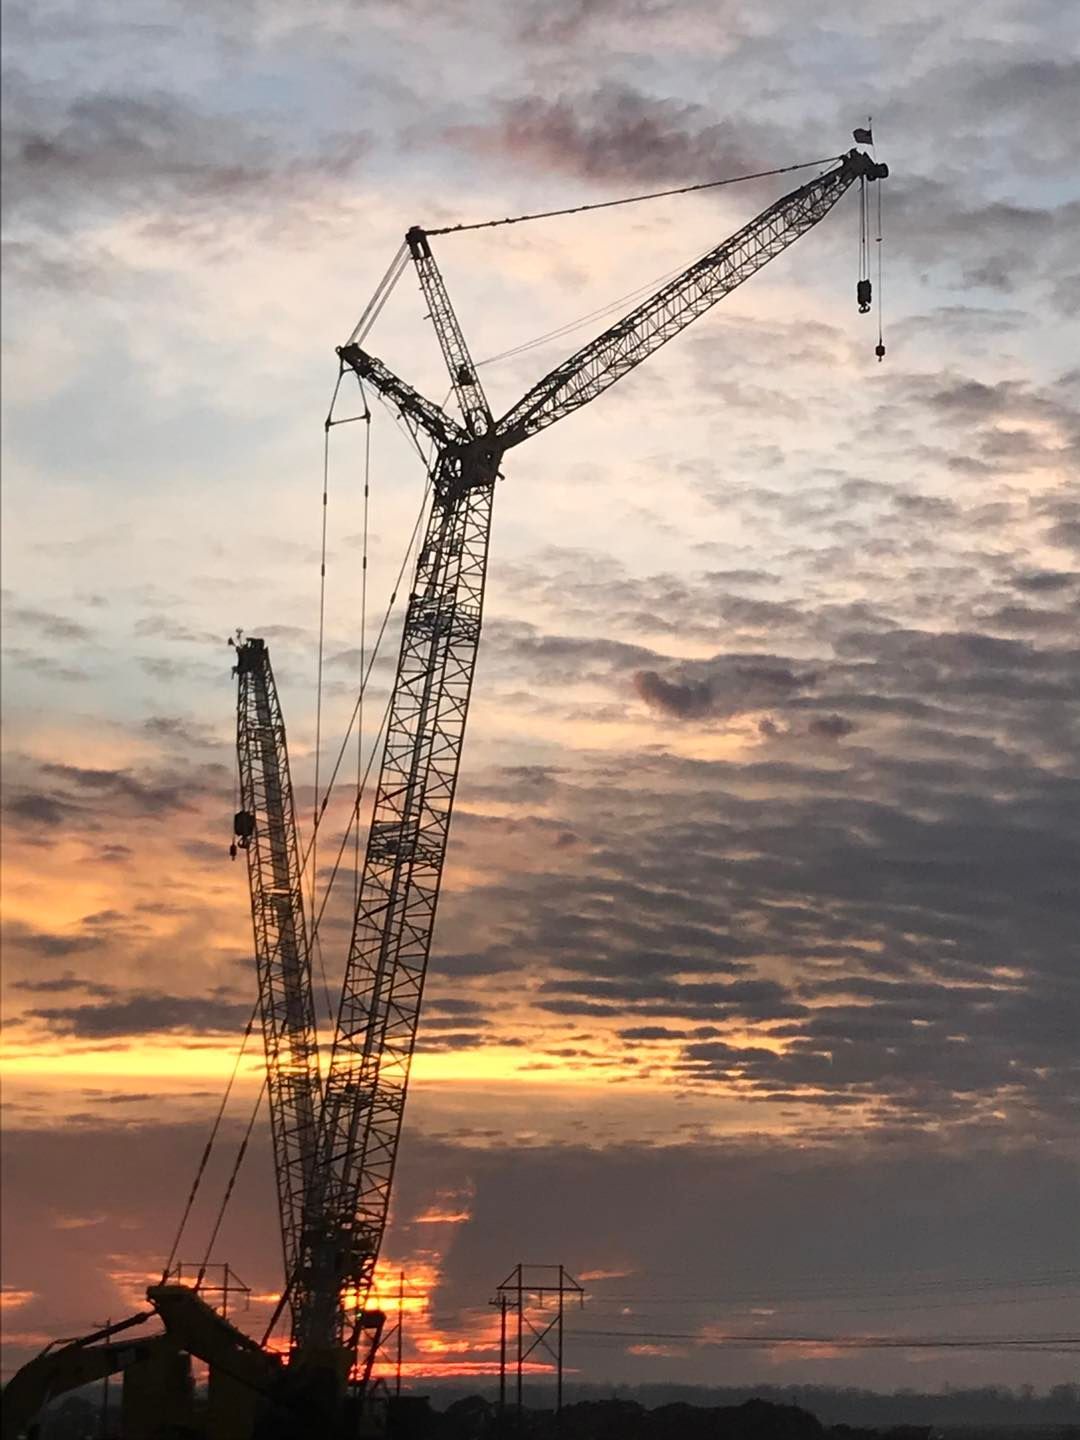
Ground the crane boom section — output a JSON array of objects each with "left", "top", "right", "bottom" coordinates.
[
  {"left": 407, "top": 226, "right": 493, "bottom": 438},
  {"left": 337, "top": 344, "right": 467, "bottom": 450},
  {"left": 235, "top": 638, "right": 322, "bottom": 1309},
  {"left": 496, "top": 150, "right": 885, "bottom": 446},
  {"left": 297, "top": 450, "right": 493, "bottom": 1348}
]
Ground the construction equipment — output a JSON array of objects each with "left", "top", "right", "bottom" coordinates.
[
  {"left": 294, "top": 144, "right": 889, "bottom": 1391},
  {"left": 3, "top": 145, "right": 886, "bottom": 1437},
  {"left": 1, "top": 1316, "right": 165, "bottom": 1440},
  {"left": 232, "top": 636, "right": 322, "bottom": 1310}
]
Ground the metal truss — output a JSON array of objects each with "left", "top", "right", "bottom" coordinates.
[
  {"left": 297, "top": 145, "right": 886, "bottom": 1356},
  {"left": 234, "top": 637, "right": 321, "bottom": 1317},
  {"left": 405, "top": 226, "right": 493, "bottom": 438},
  {"left": 493, "top": 1264, "right": 585, "bottom": 1419},
  {"left": 296, "top": 449, "right": 495, "bottom": 1348},
  {"left": 496, "top": 151, "right": 884, "bottom": 446}
]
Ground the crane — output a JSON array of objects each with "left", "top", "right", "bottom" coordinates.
[
  {"left": 231, "top": 637, "right": 322, "bottom": 1312},
  {"left": 2, "top": 142, "right": 887, "bottom": 1440},
  {"left": 302, "top": 146, "right": 889, "bottom": 1374}
]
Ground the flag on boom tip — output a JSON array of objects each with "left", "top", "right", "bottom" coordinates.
[{"left": 853, "top": 127, "right": 873, "bottom": 145}]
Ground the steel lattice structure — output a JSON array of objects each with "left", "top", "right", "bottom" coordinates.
[
  {"left": 234, "top": 638, "right": 321, "bottom": 1303},
  {"left": 299, "top": 455, "right": 497, "bottom": 1349},
  {"left": 496, "top": 159, "right": 869, "bottom": 445},
  {"left": 240, "top": 146, "right": 887, "bottom": 1366}
]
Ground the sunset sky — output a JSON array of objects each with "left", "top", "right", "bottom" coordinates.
[{"left": 2, "top": 0, "right": 1079, "bottom": 1398}]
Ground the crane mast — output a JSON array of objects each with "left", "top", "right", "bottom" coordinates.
[
  {"left": 233, "top": 638, "right": 322, "bottom": 1313},
  {"left": 298, "top": 456, "right": 499, "bottom": 1351}
]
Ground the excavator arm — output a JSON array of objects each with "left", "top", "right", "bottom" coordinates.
[{"left": 0, "top": 1315, "right": 169, "bottom": 1440}]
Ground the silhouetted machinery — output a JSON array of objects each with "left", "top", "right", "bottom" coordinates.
[{"left": 3, "top": 143, "right": 886, "bottom": 1438}]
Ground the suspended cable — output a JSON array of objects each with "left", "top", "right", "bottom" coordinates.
[
  {"left": 875, "top": 161, "right": 886, "bottom": 359},
  {"left": 356, "top": 381, "right": 372, "bottom": 905},
  {"left": 311, "top": 387, "right": 339, "bottom": 1033},
  {"left": 307, "top": 479, "right": 434, "bottom": 945},
  {"left": 299, "top": 379, "right": 436, "bottom": 889},
  {"left": 474, "top": 256, "right": 692, "bottom": 370},
  {"left": 573, "top": 1328, "right": 1080, "bottom": 1352},
  {"left": 588, "top": 1270, "right": 1080, "bottom": 1307},
  {"left": 345, "top": 241, "right": 409, "bottom": 347},
  {"left": 425, "top": 156, "right": 843, "bottom": 237},
  {"left": 161, "top": 999, "right": 259, "bottom": 1282},
  {"left": 195, "top": 1074, "right": 269, "bottom": 1290}
]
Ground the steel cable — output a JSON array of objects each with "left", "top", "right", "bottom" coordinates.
[
  {"left": 426, "top": 156, "right": 843, "bottom": 236},
  {"left": 195, "top": 1074, "right": 269, "bottom": 1290},
  {"left": 161, "top": 999, "right": 259, "bottom": 1282}
]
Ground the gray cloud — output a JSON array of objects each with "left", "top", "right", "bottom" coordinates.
[
  {"left": 450, "top": 84, "right": 770, "bottom": 187},
  {"left": 635, "top": 657, "right": 812, "bottom": 720},
  {"left": 1, "top": 920, "right": 108, "bottom": 961},
  {"left": 3, "top": 791, "right": 70, "bottom": 826},
  {"left": 26, "top": 990, "right": 252, "bottom": 1038},
  {"left": 39, "top": 761, "right": 193, "bottom": 815},
  {"left": 806, "top": 713, "right": 858, "bottom": 739},
  {"left": 11, "top": 972, "right": 117, "bottom": 997},
  {"left": 2, "top": 77, "right": 369, "bottom": 231},
  {"left": 1, "top": 598, "right": 94, "bottom": 642}
]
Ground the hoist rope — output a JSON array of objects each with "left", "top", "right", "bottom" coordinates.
[
  {"left": 356, "top": 380, "right": 372, "bottom": 904},
  {"left": 876, "top": 174, "right": 885, "bottom": 353},
  {"left": 303, "top": 358, "right": 443, "bottom": 888},
  {"left": 311, "top": 377, "right": 345, "bottom": 1034},
  {"left": 299, "top": 460, "right": 434, "bottom": 883},
  {"left": 425, "top": 155, "right": 843, "bottom": 237},
  {"left": 195, "top": 1073, "right": 269, "bottom": 1290},
  {"left": 161, "top": 999, "right": 259, "bottom": 1281},
  {"left": 304, "top": 474, "right": 435, "bottom": 944}
]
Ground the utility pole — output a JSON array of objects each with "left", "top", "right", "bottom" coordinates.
[
  {"left": 494, "top": 1265, "right": 584, "bottom": 1427},
  {"left": 93, "top": 1318, "right": 110, "bottom": 1440},
  {"left": 516, "top": 1267, "right": 523, "bottom": 1423},
  {"left": 488, "top": 1291, "right": 510, "bottom": 1420},
  {"left": 556, "top": 1266, "right": 565, "bottom": 1419},
  {"left": 396, "top": 1269, "right": 404, "bottom": 1397},
  {"left": 499, "top": 1293, "right": 508, "bottom": 1417}
]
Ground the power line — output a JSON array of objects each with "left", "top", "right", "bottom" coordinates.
[
  {"left": 586, "top": 1272, "right": 1080, "bottom": 1306},
  {"left": 573, "top": 1329, "right": 1080, "bottom": 1354},
  {"left": 585, "top": 1293, "right": 1080, "bottom": 1322}
]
